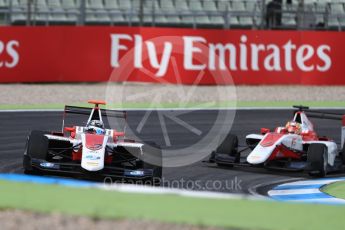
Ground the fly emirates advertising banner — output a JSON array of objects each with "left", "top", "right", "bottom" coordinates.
[{"left": 0, "top": 26, "right": 343, "bottom": 85}]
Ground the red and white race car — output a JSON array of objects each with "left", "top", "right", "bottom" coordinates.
[
  {"left": 23, "top": 100, "right": 162, "bottom": 184},
  {"left": 210, "top": 106, "right": 345, "bottom": 177}
]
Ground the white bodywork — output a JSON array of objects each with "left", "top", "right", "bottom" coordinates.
[
  {"left": 81, "top": 134, "right": 109, "bottom": 171},
  {"left": 247, "top": 134, "right": 303, "bottom": 164},
  {"left": 296, "top": 112, "right": 314, "bottom": 133},
  {"left": 246, "top": 133, "right": 338, "bottom": 165},
  {"left": 45, "top": 128, "right": 144, "bottom": 172}
]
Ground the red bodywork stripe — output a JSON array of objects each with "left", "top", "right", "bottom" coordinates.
[
  {"left": 85, "top": 134, "right": 105, "bottom": 150},
  {"left": 268, "top": 144, "right": 301, "bottom": 160},
  {"left": 113, "top": 131, "right": 125, "bottom": 142},
  {"left": 260, "top": 133, "right": 284, "bottom": 147},
  {"left": 301, "top": 131, "right": 318, "bottom": 141}
]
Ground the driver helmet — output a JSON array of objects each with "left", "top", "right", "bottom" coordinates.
[
  {"left": 285, "top": 121, "right": 301, "bottom": 134},
  {"left": 87, "top": 120, "right": 105, "bottom": 135}
]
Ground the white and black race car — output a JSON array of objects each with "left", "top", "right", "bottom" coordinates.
[
  {"left": 23, "top": 100, "right": 162, "bottom": 185},
  {"left": 210, "top": 106, "right": 345, "bottom": 177}
]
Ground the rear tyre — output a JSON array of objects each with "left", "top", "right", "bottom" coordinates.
[
  {"left": 215, "top": 134, "right": 239, "bottom": 167},
  {"left": 307, "top": 144, "right": 328, "bottom": 177},
  {"left": 341, "top": 141, "right": 345, "bottom": 165},
  {"left": 23, "top": 130, "right": 49, "bottom": 174},
  {"left": 208, "top": 151, "right": 216, "bottom": 163},
  {"left": 140, "top": 142, "right": 162, "bottom": 186}
]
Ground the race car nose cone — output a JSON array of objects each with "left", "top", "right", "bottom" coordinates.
[
  {"left": 246, "top": 144, "right": 276, "bottom": 164},
  {"left": 247, "top": 154, "right": 264, "bottom": 164}
]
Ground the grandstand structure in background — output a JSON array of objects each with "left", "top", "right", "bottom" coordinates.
[{"left": 0, "top": 0, "right": 344, "bottom": 31}]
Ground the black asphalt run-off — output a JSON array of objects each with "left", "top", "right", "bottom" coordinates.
[{"left": 1, "top": 109, "right": 345, "bottom": 195}]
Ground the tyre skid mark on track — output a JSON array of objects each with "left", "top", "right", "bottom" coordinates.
[{"left": 268, "top": 178, "right": 345, "bottom": 205}]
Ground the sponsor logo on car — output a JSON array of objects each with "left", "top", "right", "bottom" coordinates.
[
  {"left": 87, "top": 144, "right": 103, "bottom": 151},
  {"left": 40, "top": 162, "right": 59, "bottom": 169},
  {"left": 86, "top": 162, "right": 99, "bottom": 166},
  {"left": 85, "top": 155, "right": 101, "bottom": 160}
]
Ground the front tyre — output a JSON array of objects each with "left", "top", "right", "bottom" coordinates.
[
  {"left": 307, "top": 144, "right": 328, "bottom": 177},
  {"left": 215, "top": 134, "right": 239, "bottom": 167},
  {"left": 341, "top": 140, "right": 345, "bottom": 165},
  {"left": 23, "top": 130, "right": 49, "bottom": 174}
]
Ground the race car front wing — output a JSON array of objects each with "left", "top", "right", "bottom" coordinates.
[{"left": 24, "top": 155, "right": 154, "bottom": 179}]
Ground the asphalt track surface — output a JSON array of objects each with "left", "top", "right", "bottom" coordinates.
[{"left": 1, "top": 109, "right": 345, "bottom": 195}]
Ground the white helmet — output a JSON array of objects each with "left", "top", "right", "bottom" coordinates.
[
  {"left": 88, "top": 120, "right": 104, "bottom": 129},
  {"left": 87, "top": 120, "right": 105, "bottom": 135}
]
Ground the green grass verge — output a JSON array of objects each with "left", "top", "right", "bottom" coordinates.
[
  {"left": 322, "top": 181, "right": 345, "bottom": 200},
  {"left": 0, "top": 101, "right": 345, "bottom": 110},
  {"left": 1, "top": 180, "right": 345, "bottom": 230}
]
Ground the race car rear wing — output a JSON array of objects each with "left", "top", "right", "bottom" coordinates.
[
  {"left": 62, "top": 105, "right": 127, "bottom": 132},
  {"left": 306, "top": 111, "right": 345, "bottom": 148},
  {"left": 64, "top": 105, "right": 127, "bottom": 119},
  {"left": 293, "top": 105, "right": 345, "bottom": 147}
]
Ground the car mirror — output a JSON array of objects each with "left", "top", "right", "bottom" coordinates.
[
  {"left": 261, "top": 128, "right": 270, "bottom": 135},
  {"left": 64, "top": 127, "right": 76, "bottom": 132},
  {"left": 114, "top": 131, "right": 125, "bottom": 137}
]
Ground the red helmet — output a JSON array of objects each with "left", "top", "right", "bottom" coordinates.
[{"left": 285, "top": 121, "right": 301, "bottom": 134}]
